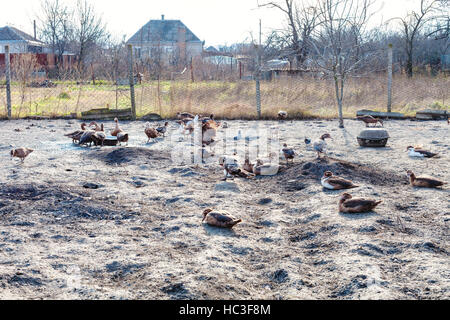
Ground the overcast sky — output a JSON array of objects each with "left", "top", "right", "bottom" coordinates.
[{"left": 1, "top": 0, "right": 420, "bottom": 47}]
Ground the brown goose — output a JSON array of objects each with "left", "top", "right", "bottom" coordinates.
[
  {"left": 357, "top": 115, "right": 383, "bottom": 127},
  {"left": 11, "top": 148, "right": 34, "bottom": 162},
  {"left": 65, "top": 123, "right": 88, "bottom": 143},
  {"left": 406, "top": 170, "right": 446, "bottom": 188},
  {"left": 202, "top": 209, "right": 242, "bottom": 229},
  {"left": 321, "top": 171, "right": 359, "bottom": 190},
  {"left": 89, "top": 122, "right": 104, "bottom": 132},
  {"left": 406, "top": 146, "right": 438, "bottom": 158},
  {"left": 339, "top": 193, "right": 382, "bottom": 213},
  {"left": 111, "top": 118, "right": 122, "bottom": 137},
  {"left": 145, "top": 123, "right": 160, "bottom": 143}
]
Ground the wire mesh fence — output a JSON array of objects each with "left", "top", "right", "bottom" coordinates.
[{"left": 1, "top": 54, "right": 449, "bottom": 119}]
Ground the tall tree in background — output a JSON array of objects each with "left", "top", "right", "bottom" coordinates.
[
  {"left": 74, "top": 0, "right": 108, "bottom": 71},
  {"left": 390, "top": 0, "right": 443, "bottom": 78},
  {"left": 38, "top": 0, "right": 72, "bottom": 70},
  {"left": 309, "top": 0, "right": 377, "bottom": 128},
  {"left": 258, "top": 0, "right": 318, "bottom": 68}
]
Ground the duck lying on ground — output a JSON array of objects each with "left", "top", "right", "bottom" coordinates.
[
  {"left": 202, "top": 209, "right": 242, "bottom": 229},
  {"left": 321, "top": 171, "right": 359, "bottom": 190},
  {"left": 406, "top": 146, "right": 438, "bottom": 158},
  {"left": 339, "top": 193, "right": 382, "bottom": 213},
  {"left": 406, "top": 170, "right": 446, "bottom": 188}
]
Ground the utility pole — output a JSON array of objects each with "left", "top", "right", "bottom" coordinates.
[
  {"left": 5, "top": 45, "right": 12, "bottom": 119},
  {"left": 127, "top": 44, "right": 136, "bottom": 120},
  {"left": 255, "top": 19, "right": 262, "bottom": 119},
  {"left": 387, "top": 44, "right": 393, "bottom": 113}
]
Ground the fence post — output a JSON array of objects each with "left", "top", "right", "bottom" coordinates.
[
  {"left": 127, "top": 44, "right": 136, "bottom": 120},
  {"left": 387, "top": 43, "right": 393, "bottom": 113},
  {"left": 255, "top": 20, "right": 262, "bottom": 119},
  {"left": 5, "top": 45, "right": 12, "bottom": 119}
]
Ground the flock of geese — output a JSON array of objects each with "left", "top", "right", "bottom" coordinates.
[{"left": 8, "top": 111, "right": 447, "bottom": 229}]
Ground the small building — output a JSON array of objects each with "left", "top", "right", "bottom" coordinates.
[
  {"left": 0, "top": 26, "right": 50, "bottom": 54},
  {"left": 127, "top": 15, "right": 204, "bottom": 67}
]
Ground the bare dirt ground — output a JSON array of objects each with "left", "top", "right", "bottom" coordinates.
[{"left": 0, "top": 119, "right": 448, "bottom": 300}]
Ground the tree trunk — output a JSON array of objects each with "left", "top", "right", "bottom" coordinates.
[{"left": 334, "top": 76, "right": 345, "bottom": 128}]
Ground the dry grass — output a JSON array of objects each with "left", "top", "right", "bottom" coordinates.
[{"left": 0, "top": 74, "right": 448, "bottom": 119}]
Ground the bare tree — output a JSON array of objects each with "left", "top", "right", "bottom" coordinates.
[
  {"left": 390, "top": 0, "right": 443, "bottom": 77},
  {"left": 74, "top": 0, "right": 108, "bottom": 71},
  {"left": 38, "top": 0, "right": 73, "bottom": 71},
  {"left": 309, "top": 0, "right": 377, "bottom": 128},
  {"left": 258, "top": 0, "right": 318, "bottom": 68}
]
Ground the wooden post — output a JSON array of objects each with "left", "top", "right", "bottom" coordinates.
[
  {"left": 255, "top": 19, "right": 262, "bottom": 119},
  {"left": 239, "top": 61, "right": 242, "bottom": 80},
  {"left": 387, "top": 44, "right": 393, "bottom": 113},
  {"left": 190, "top": 57, "right": 194, "bottom": 83},
  {"left": 5, "top": 45, "right": 12, "bottom": 119},
  {"left": 127, "top": 44, "right": 136, "bottom": 120}
]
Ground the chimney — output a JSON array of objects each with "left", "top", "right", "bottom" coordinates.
[
  {"left": 33, "top": 20, "right": 37, "bottom": 40},
  {"left": 161, "top": 14, "right": 165, "bottom": 21}
]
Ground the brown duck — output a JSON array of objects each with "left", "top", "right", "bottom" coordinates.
[
  {"left": 357, "top": 115, "right": 383, "bottom": 127},
  {"left": 339, "top": 193, "right": 382, "bottom": 213},
  {"left": 406, "top": 170, "right": 446, "bottom": 188},
  {"left": 145, "top": 122, "right": 160, "bottom": 142},
  {"left": 282, "top": 144, "right": 295, "bottom": 164},
  {"left": 321, "top": 171, "right": 359, "bottom": 190},
  {"left": 11, "top": 147, "right": 34, "bottom": 162},
  {"left": 202, "top": 209, "right": 242, "bottom": 229}
]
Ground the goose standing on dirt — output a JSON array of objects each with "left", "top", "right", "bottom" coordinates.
[
  {"left": 313, "top": 134, "right": 332, "bottom": 158},
  {"left": 111, "top": 118, "right": 122, "bottom": 137},
  {"left": 406, "top": 146, "right": 438, "bottom": 158},
  {"left": 11, "top": 148, "right": 34, "bottom": 162},
  {"left": 145, "top": 122, "right": 160, "bottom": 143},
  {"left": 89, "top": 122, "right": 104, "bottom": 132},
  {"left": 282, "top": 144, "right": 295, "bottom": 164},
  {"left": 339, "top": 193, "right": 382, "bottom": 213},
  {"left": 321, "top": 171, "right": 359, "bottom": 190},
  {"left": 357, "top": 115, "right": 383, "bottom": 127},
  {"left": 202, "top": 209, "right": 242, "bottom": 229},
  {"left": 406, "top": 170, "right": 446, "bottom": 188},
  {"left": 65, "top": 123, "right": 88, "bottom": 143}
]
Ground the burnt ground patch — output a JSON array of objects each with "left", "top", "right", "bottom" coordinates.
[
  {"left": 94, "top": 147, "right": 172, "bottom": 166},
  {"left": 278, "top": 157, "right": 406, "bottom": 187},
  {"left": 0, "top": 183, "right": 137, "bottom": 221}
]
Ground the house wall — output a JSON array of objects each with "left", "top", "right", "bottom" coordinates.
[{"left": 0, "top": 41, "right": 28, "bottom": 53}]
